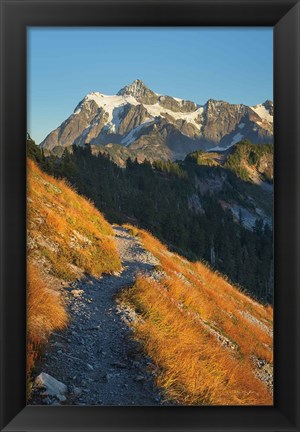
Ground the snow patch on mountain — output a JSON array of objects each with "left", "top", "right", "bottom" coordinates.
[
  {"left": 251, "top": 104, "right": 273, "bottom": 123},
  {"left": 80, "top": 115, "right": 101, "bottom": 137},
  {"left": 144, "top": 103, "right": 204, "bottom": 130},
  {"left": 210, "top": 131, "right": 244, "bottom": 152},
  {"left": 230, "top": 133, "right": 244, "bottom": 146},
  {"left": 75, "top": 92, "right": 144, "bottom": 133},
  {"left": 229, "top": 203, "right": 272, "bottom": 230},
  {"left": 121, "top": 120, "right": 154, "bottom": 146},
  {"left": 40, "top": 80, "right": 273, "bottom": 159},
  {"left": 109, "top": 106, "right": 127, "bottom": 133},
  {"left": 76, "top": 92, "right": 139, "bottom": 118},
  {"left": 208, "top": 146, "right": 228, "bottom": 152}
]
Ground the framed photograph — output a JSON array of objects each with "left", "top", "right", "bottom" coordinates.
[{"left": 0, "top": 0, "right": 299, "bottom": 431}]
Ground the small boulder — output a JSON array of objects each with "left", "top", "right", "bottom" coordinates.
[
  {"left": 71, "top": 289, "right": 84, "bottom": 297},
  {"left": 135, "top": 375, "right": 146, "bottom": 382},
  {"left": 103, "top": 372, "right": 114, "bottom": 382},
  {"left": 73, "top": 387, "right": 82, "bottom": 396},
  {"left": 34, "top": 372, "right": 68, "bottom": 402}
]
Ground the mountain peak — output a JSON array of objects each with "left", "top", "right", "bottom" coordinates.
[
  {"left": 262, "top": 100, "right": 273, "bottom": 110},
  {"left": 206, "top": 98, "right": 228, "bottom": 104},
  {"left": 41, "top": 82, "right": 273, "bottom": 155},
  {"left": 117, "top": 79, "right": 148, "bottom": 96},
  {"left": 132, "top": 78, "right": 147, "bottom": 87},
  {"left": 117, "top": 79, "right": 158, "bottom": 104}
]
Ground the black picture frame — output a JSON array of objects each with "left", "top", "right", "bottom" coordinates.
[{"left": 0, "top": 0, "right": 299, "bottom": 431}]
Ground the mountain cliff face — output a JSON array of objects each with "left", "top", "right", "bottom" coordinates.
[{"left": 40, "top": 79, "right": 273, "bottom": 161}]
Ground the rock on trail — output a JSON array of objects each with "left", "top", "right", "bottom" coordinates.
[{"left": 30, "top": 226, "right": 171, "bottom": 406}]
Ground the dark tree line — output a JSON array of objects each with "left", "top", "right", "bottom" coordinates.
[{"left": 27, "top": 139, "right": 273, "bottom": 303}]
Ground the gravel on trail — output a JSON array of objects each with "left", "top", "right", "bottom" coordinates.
[{"left": 30, "top": 226, "right": 173, "bottom": 406}]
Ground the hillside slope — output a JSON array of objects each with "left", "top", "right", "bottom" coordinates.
[
  {"left": 29, "top": 223, "right": 273, "bottom": 406},
  {"left": 27, "top": 159, "right": 121, "bottom": 381},
  {"left": 184, "top": 141, "right": 273, "bottom": 231},
  {"left": 30, "top": 226, "right": 170, "bottom": 406},
  {"left": 35, "top": 140, "right": 273, "bottom": 303},
  {"left": 27, "top": 160, "right": 273, "bottom": 406},
  {"left": 186, "top": 140, "right": 273, "bottom": 186},
  {"left": 119, "top": 226, "right": 273, "bottom": 405}
]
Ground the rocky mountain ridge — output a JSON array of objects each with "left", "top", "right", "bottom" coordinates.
[{"left": 40, "top": 80, "right": 273, "bottom": 161}]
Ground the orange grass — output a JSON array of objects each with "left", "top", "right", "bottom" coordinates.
[
  {"left": 27, "top": 159, "right": 122, "bottom": 381},
  {"left": 27, "top": 262, "right": 68, "bottom": 379},
  {"left": 27, "top": 159, "right": 121, "bottom": 280},
  {"left": 121, "top": 276, "right": 272, "bottom": 405},
  {"left": 122, "top": 225, "right": 273, "bottom": 405}
]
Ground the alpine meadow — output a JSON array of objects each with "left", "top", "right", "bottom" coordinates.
[{"left": 27, "top": 28, "right": 273, "bottom": 406}]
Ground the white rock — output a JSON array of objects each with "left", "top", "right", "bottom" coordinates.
[
  {"left": 52, "top": 341, "right": 65, "bottom": 349},
  {"left": 34, "top": 372, "right": 68, "bottom": 402},
  {"left": 73, "top": 386, "right": 82, "bottom": 396},
  {"left": 71, "top": 289, "right": 84, "bottom": 297}
]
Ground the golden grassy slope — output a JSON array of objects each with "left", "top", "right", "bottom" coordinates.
[
  {"left": 27, "top": 262, "right": 68, "bottom": 380},
  {"left": 27, "top": 159, "right": 121, "bottom": 379},
  {"left": 27, "top": 159, "right": 121, "bottom": 280},
  {"left": 120, "top": 225, "right": 273, "bottom": 405}
]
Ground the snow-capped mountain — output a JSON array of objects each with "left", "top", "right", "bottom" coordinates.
[{"left": 40, "top": 79, "right": 273, "bottom": 161}]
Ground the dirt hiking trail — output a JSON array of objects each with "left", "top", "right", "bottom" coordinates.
[{"left": 31, "top": 226, "right": 172, "bottom": 406}]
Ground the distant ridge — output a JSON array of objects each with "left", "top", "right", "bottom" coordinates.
[{"left": 40, "top": 79, "right": 273, "bottom": 161}]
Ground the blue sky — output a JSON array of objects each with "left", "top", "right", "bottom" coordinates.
[{"left": 28, "top": 28, "right": 273, "bottom": 144}]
